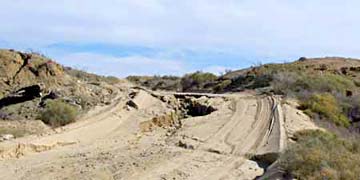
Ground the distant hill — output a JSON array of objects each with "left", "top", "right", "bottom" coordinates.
[
  {"left": 223, "top": 57, "right": 360, "bottom": 79},
  {"left": 128, "top": 57, "right": 360, "bottom": 93}
]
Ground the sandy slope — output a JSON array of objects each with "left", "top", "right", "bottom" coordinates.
[{"left": 0, "top": 85, "right": 318, "bottom": 180}]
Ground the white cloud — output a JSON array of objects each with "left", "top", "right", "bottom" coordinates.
[
  {"left": 1, "top": 0, "right": 360, "bottom": 56},
  {"left": 1, "top": 0, "right": 360, "bottom": 76},
  {"left": 58, "top": 52, "right": 188, "bottom": 77}
]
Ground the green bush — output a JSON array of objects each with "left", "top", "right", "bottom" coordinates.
[
  {"left": 246, "top": 74, "right": 272, "bottom": 89},
  {"left": 271, "top": 71, "right": 355, "bottom": 128},
  {"left": 213, "top": 80, "right": 232, "bottom": 92},
  {"left": 300, "top": 93, "right": 350, "bottom": 127},
  {"left": 218, "top": 73, "right": 272, "bottom": 92},
  {"left": 127, "top": 75, "right": 181, "bottom": 91},
  {"left": 181, "top": 71, "right": 217, "bottom": 91},
  {"left": 280, "top": 130, "right": 360, "bottom": 180},
  {"left": 307, "top": 73, "right": 354, "bottom": 94},
  {"left": 271, "top": 72, "right": 298, "bottom": 95},
  {"left": 272, "top": 72, "right": 354, "bottom": 96},
  {"left": 39, "top": 100, "right": 78, "bottom": 127}
]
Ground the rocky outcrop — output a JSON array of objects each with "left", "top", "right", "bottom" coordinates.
[
  {"left": 126, "top": 100, "right": 138, "bottom": 109},
  {"left": 39, "top": 91, "right": 61, "bottom": 107},
  {"left": 9, "top": 52, "right": 32, "bottom": 85},
  {"left": 0, "top": 49, "right": 119, "bottom": 120},
  {"left": 0, "top": 84, "right": 43, "bottom": 109}
]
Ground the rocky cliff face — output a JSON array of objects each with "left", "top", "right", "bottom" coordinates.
[
  {"left": 0, "top": 49, "right": 119, "bottom": 120},
  {"left": 0, "top": 49, "right": 68, "bottom": 97}
]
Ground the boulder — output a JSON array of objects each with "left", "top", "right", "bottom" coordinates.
[{"left": 126, "top": 100, "right": 138, "bottom": 109}]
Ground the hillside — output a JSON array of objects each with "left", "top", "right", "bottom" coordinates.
[
  {"left": 129, "top": 57, "right": 360, "bottom": 93},
  {"left": 0, "top": 49, "right": 120, "bottom": 134},
  {"left": 129, "top": 57, "right": 360, "bottom": 130},
  {"left": 0, "top": 51, "right": 359, "bottom": 179}
]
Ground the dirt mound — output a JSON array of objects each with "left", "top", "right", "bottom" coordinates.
[
  {"left": 0, "top": 141, "right": 76, "bottom": 158},
  {"left": 140, "top": 113, "right": 180, "bottom": 132},
  {"left": 0, "top": 87, "right": 322, "bottom": 179},
  {"left": 0, "top": 50, "right": 327, "bottom": 179},
  {"left": 138, "top": 93, "right": 219, "bottom": 133}
]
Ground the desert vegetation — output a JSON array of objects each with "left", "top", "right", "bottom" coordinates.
[
  {"left": 127, "top": 72, "right": 219, "bottom": 92},
  {"left": 128, "top": 59, "right": 360, "bottom": 130},
  {"left": 280, "top": 130, "right": 360, "bottom": 179},
  {"left": 180, "top": 71, "right": 218, "bottom": 92},
  {"left": 299, "top": 93, "right": 350, "bottom": 127},
  {"left": 2, "top": 50, "right": 360, "bottom": 178},
  {"left": 39, "top": 100, "right": 78, "bottom": 127},
  {"left": 271, "top": 72, "right": 358, "bottom": 129},
  {"left": 0, "top": 49, "right": 118, "bottom": 129},
  {"left": 65, "top": 67, "right": 120, "bottom": 85},
  {"left": 127, "top": 75, "right": 181, "bottom": 91}
]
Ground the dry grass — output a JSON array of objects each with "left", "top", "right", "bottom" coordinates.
[{"left": 0, "top": 127, "right": 29, "bottom": 138}]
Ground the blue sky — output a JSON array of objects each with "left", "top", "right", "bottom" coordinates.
[{"left": 1, "top": 0, "right": 360, "bottom": 77}]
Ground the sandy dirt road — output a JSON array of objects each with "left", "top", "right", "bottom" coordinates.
[{"left": 0, "top": 86, "right": 313, "bottom": 180}]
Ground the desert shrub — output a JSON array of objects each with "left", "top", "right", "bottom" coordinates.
[
  {"left": 224, "top": 73, "right": 272, "bottom": 91},
  {"left": 126, "top": 76, "right": 143, "bottom": 83},
  {"left": 151, "top": 76, "right": 181, "bottom": 91},
  {"left": 309, "top": 73, "right": 354, "bottom": 94},
  {"left": 300, "top": 93, "right": 350, "bottom": 127},
  {"left": 188, "top": 72, "right": 217, "bottom": 83},
  {"left": 127, "top": 75, "right": 181, "bottom": 91},
  {"left": 220, "top": 63, "right": 357, "bottom": 130},
  {"left": 246, "top": 74, "right": 272, "bottom": 89},
  {"left": 271, "top": 72, "right": 299, "bottom": 95},
  {"left": 225, "top": 75, "right": 247, "bottom": 90},
  {"left": 102, "top": 76, "right": 119, "bottom": 84},
  {"left": 258, "top": 63, "right": 306, "bottom": 75},
  {"left": 129, "top": 73, "right": 217, "bottom": 92},
  {"left": 272, "top": 72, "right": 354, "bottom": 97},
  {"left": 272, "top": 72, "right": 356, "bottom": 128},
  {"left": 213, "top": 80, "right": 232, "bottom": 92},
  {"left": 76, "top": 95, "right": 95, "bottom": 110},
  {"left": 280, "top": 130, "right": 360, "bottom": 180},
  {"left": 39, "top": 100, "right": 78, "bottom": 127},
  {"left": 0, "top": 100, "right": 40, "bottom": 120},
  {"left": 181, "top": 71, "right": 217, "bottom": 92}
]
